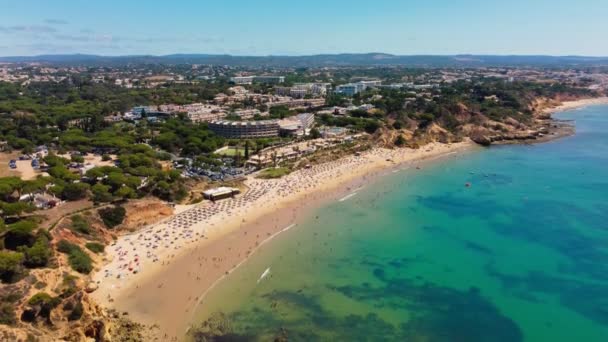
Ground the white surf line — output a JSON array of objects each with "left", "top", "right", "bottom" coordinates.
[
  {"left": 257, "top": 267, "right": 271, "bottom": 284},
  {"left": 338, "top": 192, "right": 358, "bottom": 202},
  {"left": 423, "top": 150, "right": 459, "bottom": 163},
  {"left": 190, "top": 222, "right": 297, "bottom": 325}
]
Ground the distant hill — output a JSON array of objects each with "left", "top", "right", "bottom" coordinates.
[{"left": 1, "top": 53, "right": 608, "bottom": 67}]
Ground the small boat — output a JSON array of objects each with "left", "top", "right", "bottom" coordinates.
[{"left": 257, "top": 267, "right": 271, "bottom": 284}]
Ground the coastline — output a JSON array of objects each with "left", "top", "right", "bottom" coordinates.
[
  {"left": 542, "top": 97, "right": 608, "bottom": 114},
  {"left": 484, "top": 96, "right": 608, "bottom": 146},
  {"left": 90, "top": 139, "right": 476, "bottom": 340},
  {"left": 83, "top": 97, "right": 608, "bottom": 340}
]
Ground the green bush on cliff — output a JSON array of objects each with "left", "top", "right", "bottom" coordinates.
[
  {"left": 98, "top": 206, "right": 126, "bottom": 228},
  {"left": 0, "top": 302, "right": 17, "bottom": 325},
  {"left": 70, "top": 215, "right": 91, "bottom": 235},
  {"left": 0, "top": 250, "right": 25, "bottom": 283},
  {"left": 56, "top": 240, "right": 93, "bottom": 274},
  {"left": 20, "top": 235, "right": 52, "bottom": 268},
  {"left": 85, "top": 242, "right": 105, "bottom": 254}
]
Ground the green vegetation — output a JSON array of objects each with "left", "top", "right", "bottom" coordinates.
[
  {"left": 25, "top": 292, "right": 61, "bottom": 322},
  {"left": 0, "top": 215, "right": 55, "bottom": 284},
  {"left": 317, "top": 114, "right": 381, "bottom": 134},
  {"left": 67, "top": 301, "right": 84, "bottom": 321},
  {"left": 56, "top": 240, "right": 93, "bottom": 274},
  {"left": 0, "top": 250, "right": 25, "bottom": 283},
  {"left": 215, "top": 147, "right": 245, "bottom": 157},
  {"left": 98, "top": 206, "right": 126, "bottom": 228},
  {"left": 27, "top": 292, "right": 59, "bottom": 306},
  {"left": 267, "top": 105, "right": 296, "bottom": 119},
  {"left": 70, "top": 215, "right": 91, "bottom": 235},
  {"left": 0, "top": 302, "right": 17, "bottom": 325},
  {"left": 85, "top": 242, "right": 105, "bottom": 254},
  {"left": 257, "top": 167, "right": 291, "bottom": 179},
  {"left": 19, "top": 234, "right": 51, "bottom": 268}
]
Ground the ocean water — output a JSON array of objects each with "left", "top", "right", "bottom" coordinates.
[{"left": 192, "top": 105, "right": 608, "bottom": 341}]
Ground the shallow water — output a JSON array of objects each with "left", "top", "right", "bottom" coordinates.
[{"left": 192, "top": 105, "right": 608, "bottom": 341}]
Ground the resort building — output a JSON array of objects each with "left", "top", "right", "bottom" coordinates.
[
  {"left": 334, "top": 80, "right": 382, "bottom": 96},
  {"left": 253, "top": 75, "right": 285, "bottom": 84},
  {"left": 268, "top": 98, "right": 325, "bottom": 109},
  {"left": 275, "top": 83, "right": 330, "bottom": 98},
  {"left": 229, "top": 76, "right": 255, "bottom": 85},
  {"left": 229, "top": 109, "right": 262, "bottom": 120},
  {"left": 277, "top": 113, "right": 315, "bottom": 137},
  {"left": 209, "top": 120, "right": 280, "bottom": 139},
  {"left": 202, "top": 187, "right": 240, "bottom": 201},
  {"left": 297, "top": 113, "right": 315, "bottom": 129},
  {"left": 230, "top": 75, "right": 285, "bottom": 85},
  {"left": 334, "top": 84, "right": 359, "bottom": 96}
]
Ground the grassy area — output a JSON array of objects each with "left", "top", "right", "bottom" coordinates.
[
  {"left": 85, "top": 242, "right": 105, "bottom": 254},
  {"left": 215, "top": 147, "right": 245, "bottom": 157},
  {"left": 257, "top": 167, "right": 291, "bottom": 179}
]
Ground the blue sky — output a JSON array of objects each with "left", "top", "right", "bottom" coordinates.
[{"left": 0, "top": 0, "right": 606, "bottom": 56}]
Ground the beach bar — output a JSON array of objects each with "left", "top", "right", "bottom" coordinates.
[{"left": 202, "top": 187, "right": 240, "bottom": 201}]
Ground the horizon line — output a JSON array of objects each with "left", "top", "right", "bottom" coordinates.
[{"left": 2, "top": 52, "right": 608, "bottom": 59}]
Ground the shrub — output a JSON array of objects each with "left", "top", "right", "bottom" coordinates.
[
  {"left": 1, "top": 201, "right": 35, "bottom": 217},
  {"left": 62, "top": 182, "right": 90, "bottom": 201},
  {"left": 70, "top": 215, "right": 91, "bottom": 235},
  {"left": 98, "top": 206, "right": 126, "bottom": 228},
  {"left": 85, "top": 242, "right": 105, "bottom": 254},
  {"left": 91, "top": 183, "right": 113, "bottom": 203},
  {"left": 71, "top": 154, "right": 85, "bottom": 163},
  {"left": 114, "top": 186, "right": 136, "bottom": 199},
  {"left": 56, "top": 240, "right": 76, "bottom": 254},
  {"left": 67, "top": 301, "right": 83, "bottom": 321},
  {"left": 27, "top": 292, "right": 60, "bottom": 320},
  {"left": 364, "top": 121, "right": 381, "bottom": 134},
  {"left": 61, "top": 274, "right": 79, "bottom": 297},
  {"left": 68, "top": 248, "right": 93, "bottom": 274},
  {"left": 43, "top": 154, "right": 69, "bottom": 167},
  {"left": 56, "top": 240, "right": 93, "bottom": 274},
  {"left": 3, "top": 220, "right": 37, "bottom": 250},
  {"left": 394, "top": 135, "right": 406, "bottom": 146},
  {"left": 0, "top": 302, "right": 17, "bottom": 325},
  {"left": 101, "top": 154, "right": 112, "bottom": 161},
  {"left": 0, "top": 250, "right": 24, "bottom": 283},
  {"left": 20, "top": 235, "right": 51, "bottom": 268},
  {"left": 27, "top": 292, "right": 57, "bottom": 306}
]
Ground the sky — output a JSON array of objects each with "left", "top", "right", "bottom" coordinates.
[{"left": 0, "top": 0, "right": 607, "bottom": 57}]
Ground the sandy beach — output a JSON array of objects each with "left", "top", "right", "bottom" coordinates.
[
  {"left": 91, "top": 140, "right": 476, "bottom": 340},
  {"left": 544, "top": 97, "right": 608, "bottom": 114}
]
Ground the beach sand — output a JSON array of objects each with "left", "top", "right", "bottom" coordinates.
[
  {"left": 91, "top": 140, "right": 476, "bottom": 340},
  {"left": 544, "top": 97, "right": 608, "bottom": 114}
]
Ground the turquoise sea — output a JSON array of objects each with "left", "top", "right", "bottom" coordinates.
[{"left": 192, "top": 105, "right": 608, "bottom": 341}]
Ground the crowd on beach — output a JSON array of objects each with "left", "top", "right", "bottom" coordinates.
[
  {"left": 89, "top": 142, "right": 471, "bottom": 341},
  {"left": 93, "top": 147, "right": 393, "bottom": 290}
]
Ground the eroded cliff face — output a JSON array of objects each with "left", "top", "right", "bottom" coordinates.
[
  {"left": 121, "top": 199, "right": 174, "bottom": 232},
  {"left": 1, "top": 290, "right": 149, "bottom": 342},
  {"left": 1, "top": 198, "right": 172, "bottom": 342}
]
